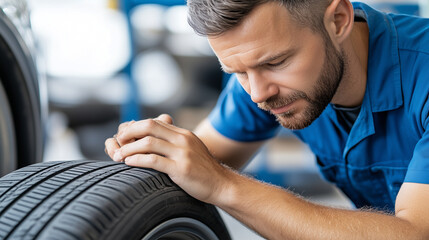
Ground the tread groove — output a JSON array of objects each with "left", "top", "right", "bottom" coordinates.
[
  {"left": 75, "top": 200, "right": 112, "bottom": 225},
  {"left": 17, "top": 163, "right": 129, "bottom": 239},
  {"left": 109, "top": 179, "right": 143, "bottom": 199},
  {"left": 67, "top": 211, "right": 102, "bottom": 235},
  {"left": 0, "top": 162, "right": 65, "bottom": 199},
  {"left": 30, "top": 165, "right": 132, "bottom": 239},
  {"left": 0, "top": 161, "right": 90, "bottom": 216},
  {"left": 1, "top": 161, "right": 120, "bottom": 239},
  {"left": 52, "top": 226, "right": 80, "bottom": 240},
  {"left": 88, "top": 191, "right": 123, "bottom": 217}
]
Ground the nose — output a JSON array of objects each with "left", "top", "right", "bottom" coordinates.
[{"left": 248, "top": 73, "right": 279, "bottom": 103}]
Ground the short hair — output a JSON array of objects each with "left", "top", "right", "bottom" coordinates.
[{"left": 187, "top": 0, "right": 332, "bottom": 37}]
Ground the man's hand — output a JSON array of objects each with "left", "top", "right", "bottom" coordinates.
[
  {"left": 104, "top": 114, "right": 233, "bottom": 205},
  {"left": 105, "top": 114, "right": 173, "bottom": 154}
]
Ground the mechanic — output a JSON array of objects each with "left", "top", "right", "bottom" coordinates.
[{"left": 105, "top": 0, "right": 429, "bottom": 239}]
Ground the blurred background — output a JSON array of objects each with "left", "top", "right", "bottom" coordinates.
[{"left": 28, "top": 0, "right": 426, "bottom": 238}]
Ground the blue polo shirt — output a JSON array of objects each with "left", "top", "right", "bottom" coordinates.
[{"left": 209, "top": 2, "right": 429, "bottom": 211}]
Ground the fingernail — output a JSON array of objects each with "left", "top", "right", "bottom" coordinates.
[{"left": 113, "top": 150, "right": 123, "bottom": 162}]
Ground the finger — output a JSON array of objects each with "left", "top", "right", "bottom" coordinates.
[
  {"left": 116, "top": 119, "right": 179, "bottom": 145},
  {"left": 124, "top": 154, "right": 174, "bottom": 174},
  {"left": 113, "top": 136, "right": 175, "bottom": 162},
  {"left": 118, "top": 120, "right": 134, "bottom": 132},
  {"left": 153, "top": 120, "right": 198, "bottom": 146},
  {"left": 117, "top": 121, "right": 141, "bottom": 146},
  {"left": 153, "top": 116, "right": 193, "bottom": 136},
  {"left": 114, "top": 121, "right": 137, "bottom": 146},
  {"left": 105, "top": 138, "right": 121, "bottom": 160},
  {"left": 155, "top": 114, "right": 173, "bottom": 125}
]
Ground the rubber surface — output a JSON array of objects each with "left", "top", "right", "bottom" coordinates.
[
  {"left": 0, "top": 80, "right": 16, "bottom": 176},
  {"left": 0, "top": 6, "right": 44, "bottom": 171},
  {"left": 0, "top": 160, "right": 231, "bottom": 240}
]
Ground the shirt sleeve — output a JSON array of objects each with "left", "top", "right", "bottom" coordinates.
[
  {"left": 208, "top": 74, "right": 280, "bottom": 142},
  {"left": 404, "top": 130, "right": 429, "bottom": 184},
  {"left": 404, "top": 95, "right": 429, "bottom": 184}
]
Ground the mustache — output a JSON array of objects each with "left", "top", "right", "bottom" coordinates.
[{"left": 258, "top": 91, "right": 310, "bottom": 111}]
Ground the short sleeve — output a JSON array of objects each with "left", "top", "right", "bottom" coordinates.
[
  {"left": 404, "top": 104, "right": 429, "bottom": 184},
  {"left": 402, "top": 50, "right": 429, "bottom": 184},
  {"left": 208, "top": 74, "right": 280, "bottom": 142}
]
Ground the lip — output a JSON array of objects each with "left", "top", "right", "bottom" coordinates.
[{"left": 270, "top": 101, "right": 295, "bottom": 115}]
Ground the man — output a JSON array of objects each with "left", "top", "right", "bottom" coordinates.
[{"left": 105, "top": 0, "right": 429, "bottom": 239}]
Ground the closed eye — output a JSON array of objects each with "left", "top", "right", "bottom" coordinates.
[{"left": 266, "top": 59, "right": 286, "bottom": 68}]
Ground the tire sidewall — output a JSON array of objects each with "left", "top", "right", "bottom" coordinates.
[
  {"left": 0, "top": 81, "right": 16, "bottom": 176},
  {"left": 109, "top": 187, "right": 225, "bottom": 240}
]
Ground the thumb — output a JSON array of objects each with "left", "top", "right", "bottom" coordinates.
[{"left": 156, "top": 114, "right": 174, "bottom": 125}]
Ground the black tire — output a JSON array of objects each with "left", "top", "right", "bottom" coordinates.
[
  {"left": 0, "top": 80, "right": 16, "bottom": 176},
  {"left": 0, "top": 7, "right": 45, "bottom": 173},
  {"left": 0, "top": 160, "right": 231, "bottom": 240}
]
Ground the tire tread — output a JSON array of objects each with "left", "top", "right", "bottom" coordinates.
[{"left": 0, "top": 160, "right": 230, "bottom": 240}]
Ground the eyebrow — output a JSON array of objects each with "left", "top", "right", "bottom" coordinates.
[{"left": 219, "top": 49, "right": 295, "bottom": 74}]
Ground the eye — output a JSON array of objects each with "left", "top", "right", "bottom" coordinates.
[{"left": 266, "top": 59, "right": 286, "bottom": 68}]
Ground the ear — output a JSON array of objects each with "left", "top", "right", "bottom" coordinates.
[{"left": 323, "top": 0, "right": 354, "bottom": 47}]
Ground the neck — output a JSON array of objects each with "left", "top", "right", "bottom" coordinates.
[{"left": 331, "top": 21, "right": 369, "bottom": 108}]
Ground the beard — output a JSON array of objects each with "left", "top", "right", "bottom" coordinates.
[{"left": 258, "top": 39, "right": 345, "bottom": 130}]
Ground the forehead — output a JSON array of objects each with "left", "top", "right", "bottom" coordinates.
[{"left": 208, "top": 2, "right": 304, "bottom": 62}]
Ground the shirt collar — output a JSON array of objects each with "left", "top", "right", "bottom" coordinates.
[{"left": 353, "top": 2, "right": 403, "bottom": 112}]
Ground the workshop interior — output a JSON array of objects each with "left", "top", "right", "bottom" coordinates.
[{"left": 0, "top": 0, "right": 427, "bottom": 239}]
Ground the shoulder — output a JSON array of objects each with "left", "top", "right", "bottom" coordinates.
[
  {"left": 391, "top": 14, "right": 429, "bottom": 55},
  {"left": 388, "top": 15, "right": 429, "bottom": 127}
]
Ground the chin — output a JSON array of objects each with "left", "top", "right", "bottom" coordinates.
[{"left": 275, "top": 113, "right": 311, "bottom": 130}]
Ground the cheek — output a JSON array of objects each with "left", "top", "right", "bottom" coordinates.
[
  {"left": 268, "top": 54, "right": 324, "bottom": 93},
  {"left": 263, "top": 68, "right": 316, "bottom": 93},
  {"left": 299, "top": 44, "right": 326, "bottom": 85}
]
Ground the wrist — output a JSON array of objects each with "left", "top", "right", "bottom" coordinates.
[{"left": 213, "top": 166, "right": 248, "bottom": 209}]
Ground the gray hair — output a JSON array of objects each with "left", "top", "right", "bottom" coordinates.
[{"left": 187, "top": 0, "right": 332, "bottom": 37}]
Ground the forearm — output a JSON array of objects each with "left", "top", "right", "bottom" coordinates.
[{"left": 217, "top": 172, "right": 426, "bottom": 240}]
